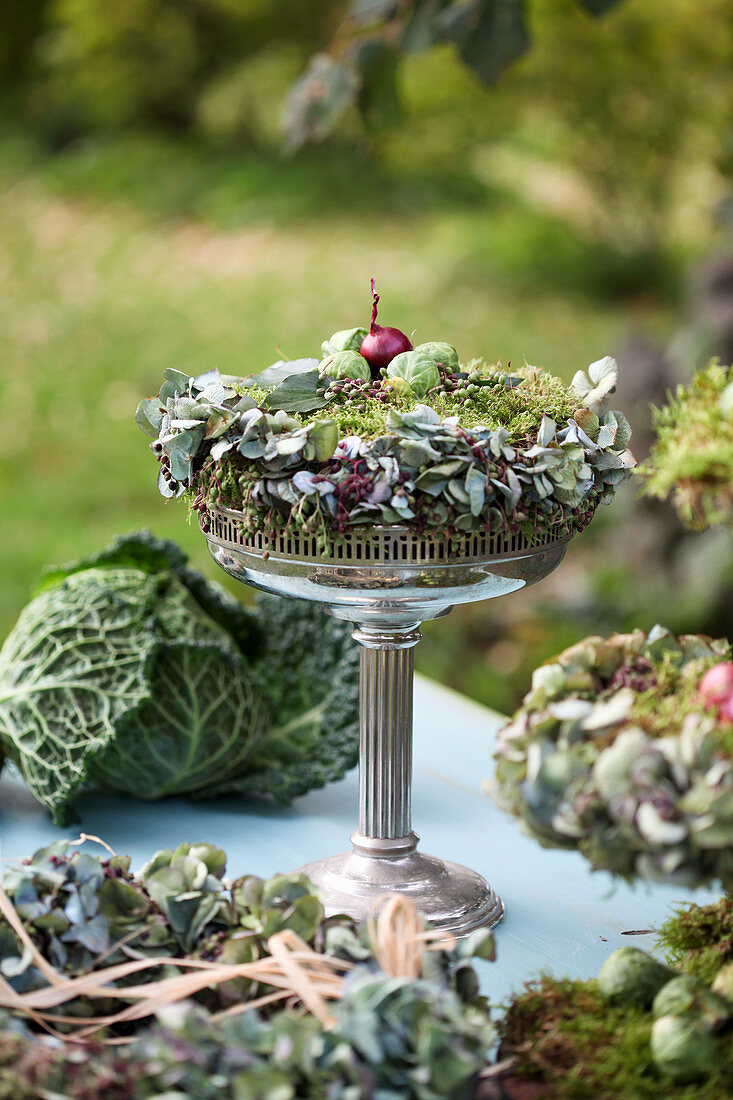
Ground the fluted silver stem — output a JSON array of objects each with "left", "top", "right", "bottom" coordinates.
[{"left": 352, "top": 623, "right": 422, "bottom": 847}]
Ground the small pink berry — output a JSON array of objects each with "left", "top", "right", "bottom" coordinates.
[{"left": 699, "top": 663, "right": 733, "bottom": 707}]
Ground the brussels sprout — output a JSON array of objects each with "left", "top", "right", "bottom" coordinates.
[
  {"left": 597, "top": 947, "right": 673, "bottom": 1008},
  {"left": 383, "top": 375, "right": 412, "bottom": 398},
  {"left": 319, "top": 350, "right": 371, "bottom": 382},
  {"left": 321, "top": 328, "right": 368, "bottom": 356},
  {"left": 651, "top": 1015, "right": 717, "bottom": 1082},
  {"left": 414, "top": 341, "right": 459, "bottom": 372},
  {"left": 653, "top": 975, "right": 730, "bottom": 1031},
  {"left": 712, "top": 962, "right": 733, "bottom": 1002},
  {"left": 386, "top": 350, "right": 441, "bottom": 396}
]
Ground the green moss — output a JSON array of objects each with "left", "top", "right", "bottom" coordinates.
[
  {"left": 629, "top": 653, "right": 720, "bottom": 743},
  {"left": 656, "top": 898, "right": 733, "bottom": 984},
  {"left": 289, "top": 363, "right": 578, "bottom": 440},
  {"left": 499, "top": 976, "right": 733, "bottom": 1099},
  {"left": 242, "top": 384, "right": 270, "bottom": 406},
  {"left": 0, "top": 1032, "right": 61, "bottom": 1099},
  {"left": 641, "top": 361, "right": 733, "bottom": 530}
]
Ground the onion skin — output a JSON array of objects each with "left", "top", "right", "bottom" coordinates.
[{"left": 360, "top": 278, "right": 412, "bottom": 379}]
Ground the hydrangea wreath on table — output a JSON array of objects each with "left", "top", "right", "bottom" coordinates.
[
  {"left": 136, "top": 284, "right": 635, "bottom": 554},
  {"left": 492, "top": 625, "right": 733, "bottom": 891},
  {"left": 0, "top": 838, "right": 499, "bottom": 1099}
]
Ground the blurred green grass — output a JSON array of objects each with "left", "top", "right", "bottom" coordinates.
[{"left": 0, "top": 127, "right": 681, "bottom": 704}]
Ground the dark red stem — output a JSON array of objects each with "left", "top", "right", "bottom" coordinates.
[{"left": 370, "top": 276, "right": 379, "bottom": 333}]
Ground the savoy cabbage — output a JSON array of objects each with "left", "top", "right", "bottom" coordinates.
[{"left": 0, "top": 532, "right": 358, "bottom": 824}]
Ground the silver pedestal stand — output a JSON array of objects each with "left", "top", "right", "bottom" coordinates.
[{"left": 203, "top": 509, "right": 573, "bottom": 936}]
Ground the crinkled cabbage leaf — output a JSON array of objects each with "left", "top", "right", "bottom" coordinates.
[
  {"left": 196, "top": 592, "right": 360, "bottom": 804},
  {"left": 0, "top": 532, "right": 358, "bottom": 824}
]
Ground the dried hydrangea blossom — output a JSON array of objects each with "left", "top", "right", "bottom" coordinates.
[{"left": 492, "top": 625, "right": 733, "bottom": 891}]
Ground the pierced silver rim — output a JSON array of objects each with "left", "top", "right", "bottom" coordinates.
[{"left": 205, "top": 506, "right": 578, "bottom": 566}]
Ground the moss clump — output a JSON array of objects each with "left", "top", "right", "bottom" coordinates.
[
  {"left": 498, "top": 976, "right": 733, "bottom": 1099},
  {"left": 288, "top": 363, "right": 578, "bottom": 440},
  {"left": 628, "top": 652, "right": 721, "bottom": 745},
  {"left": 641, "top": 360, "right": 733, "bottom": 530},
  {"left": 656, "top": 898, "right": 733, "bottom": 985},
  {"left": 0, "top": 1032, "right": 64, "bottom": 1099}
]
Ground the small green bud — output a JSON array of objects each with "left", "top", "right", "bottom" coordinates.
[
  {"left": 598, "top": 947, "right": 673, "bottom": 1008},
  {"left": 651, "top": 1015, "right": 717, "bottom": 1083},
  {"left": 653, "top": 975, "right": 730, "bottom": 1031},
  {"left": 385, "top": 376, "right": 412, "bottom": 398}
]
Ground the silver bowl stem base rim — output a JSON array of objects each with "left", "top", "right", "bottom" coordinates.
[{"left": 295, "top": 848, "right": 505, "bottom": 936}]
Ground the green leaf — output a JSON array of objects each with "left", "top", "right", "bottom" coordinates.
[
  {"left": 0, "top": 534, "right": 360, "bottom": 822},
  {"left": 439, "top": 0, "right": 530, "bottom": 84},
  {"left": 348, "top": 0, "right": 399, "bottom": 19},
  {"left": 89, "top": 637, "right": 270, "bottom": 801},
  {"left": 195, "top": 595, "right": 359, "bottom": 805},
  {"left": 163, "top": 425, "right": 205, "bottom": 481},
  {"left": 465, "top": 465, "right": 487, "bottom": 516},
  {"left": 284, "top": 55, "right": 359, "bottom": 152},
  {"left": 352, "top": 38, "right": 403, "bottom": 131},
  {"left": 135, "top": 397, "right": 163, "bottom": 439},
  {"left": 401, "top": 0, "right": 452, "bottom": 53},
  {"left": 321, "top": 328, "right": 368, "bottom": 356},
  {"left": 205, "top": 407, "right": 239, "bottom": 439},
  {"left": 264, "top": 370, "right": 328, "bottom": 414},
  {"left": 163, "top": 368, "right": 191, "bottom": 389},
  {"left": 309, "top": 419, "right": 339, "bottom": 462},
  {"left": 577, "top": 0, "right": 625, "bottom": 14},
  {"left": 243, "top": 358, "right": 319, "bottom": 390},
  {"left": 36, "top": 530, "right": 262, "bottom": 660}
]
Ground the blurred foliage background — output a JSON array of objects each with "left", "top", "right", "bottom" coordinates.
[{"left": 1, "top": 0, "right": 731, "bottom": 715}]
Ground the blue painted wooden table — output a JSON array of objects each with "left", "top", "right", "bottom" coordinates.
[{"left": 0, "top": 675, "right": 717, "bottom": 1003}]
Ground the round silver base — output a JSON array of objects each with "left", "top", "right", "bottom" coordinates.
[{"left": 297, "top": 835, "right": 504, "bottom": 936}]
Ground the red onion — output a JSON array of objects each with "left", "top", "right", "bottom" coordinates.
[
  {"left": 699, "top": 663, "right": 733, "bottom": 708},
  {"left": 360, "top": 278, "right": 412, "bottom": 379}
]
